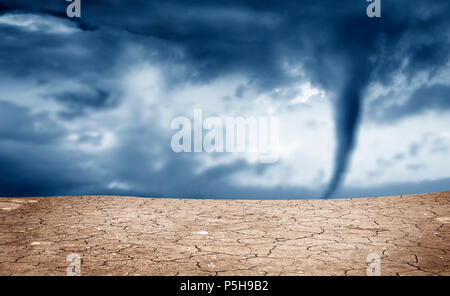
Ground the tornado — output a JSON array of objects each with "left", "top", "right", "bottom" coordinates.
[{"left": 323, "top": 61, "right": 371, "bottom": 198}]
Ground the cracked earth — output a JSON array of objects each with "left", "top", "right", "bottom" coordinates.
[{"left": 0, "top": 191, "right": 449, "bottom": 275}]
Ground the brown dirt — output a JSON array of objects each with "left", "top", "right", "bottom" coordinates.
[{"left": 0, "top": 191, "right": 449, "bottom": 275}]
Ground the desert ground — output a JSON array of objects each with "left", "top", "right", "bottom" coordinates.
[{"left": 0, "top": 191, "right": 449, "bottom": 276}]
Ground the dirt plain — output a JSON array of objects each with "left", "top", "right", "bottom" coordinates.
[{"left": 0, "top": 191, "right": 449, "bottom": 275}]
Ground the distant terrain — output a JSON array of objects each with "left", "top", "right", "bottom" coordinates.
[{"left": 0, "top": 192, "right": 449, "bottom": 275}]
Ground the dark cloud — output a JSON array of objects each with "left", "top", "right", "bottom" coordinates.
[
  {"left": 371, "top": 84, "right": 450, "bottom": 122},
  {"left": 52, "top": 89, "right": 118, "bottom": 119},
  {"left": 0, "top": 141, "right": 100, "bottom": 196},
  {"left": 335, "top": 177, "right": 450, "bottom": 199},
  {"left": 0, "top": 0, "right": 449, "bottom": 198},
  {"left": 0, "top": 101, "right": 63, "bottom": 144},
  {"left": 0, "top": 21, "right": 116, "bottom": 80}
]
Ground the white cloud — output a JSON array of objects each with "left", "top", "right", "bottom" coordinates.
[
  {"left": 107, "top": 181, "right": 131, "bottom": 190},
  {"left": 0, "top": 13, "right": 79, "bottom": 34}
]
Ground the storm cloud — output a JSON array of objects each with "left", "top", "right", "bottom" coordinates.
[
  {"left": 371, "top": 84, "right": 450, "bottom": 123},
  {"left": 0, "top": 0, "right": 449, "bottom": 198}
]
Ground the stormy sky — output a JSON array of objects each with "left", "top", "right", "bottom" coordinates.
[{"left": 0, "top": 0, "right": 449, "bottom": 198}]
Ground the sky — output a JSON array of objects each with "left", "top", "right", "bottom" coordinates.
[{"left": 0, "top": 0, "right": 449, "bottom": 199}]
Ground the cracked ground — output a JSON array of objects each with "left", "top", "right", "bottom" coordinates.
[{"left": 0, "top": 191, "right": 449, "bottom": 275}]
